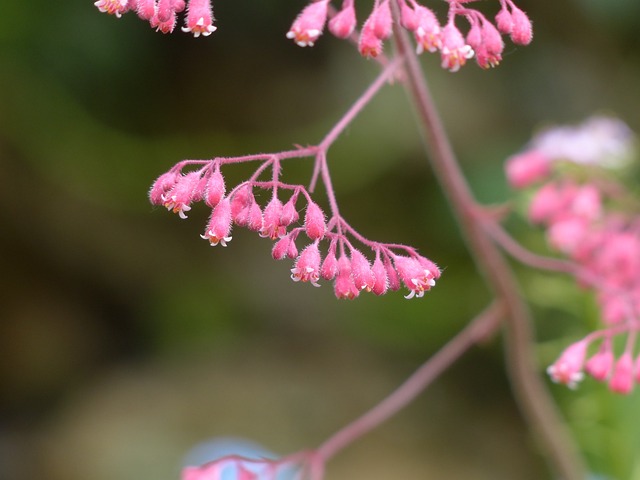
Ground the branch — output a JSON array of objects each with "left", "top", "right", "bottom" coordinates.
[
  {"left": 316, "top": 301, "right": 505, "bottom": 461},
  {"left": 390, "top": 3, "right": 586, "bottom": 478}
]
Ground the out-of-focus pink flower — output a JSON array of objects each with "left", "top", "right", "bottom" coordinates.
[{"left": 547, "top": 340, "right": 588, "bottom": 389}]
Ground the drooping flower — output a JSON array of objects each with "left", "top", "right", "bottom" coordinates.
[
  {"left": 291, "top": 243, "right": 322, "bottom": 286},
  {"left": 609, "top": 352, "right": 635, "bottom": 395},
  {"left": 304, "top": 201, "right": 326, "bottom": 240},
  {"left": 201, "top": 197, "right": 233, "bottom": 246},
  {"left": 358, "top": 0, "right": 392, "bottom": 58},
  {"left": 585, "top": 339, "right": 614, "bottom": 381},
  {"left": 334, "top": 255, "right": 359, "bottom": 299},
  {"left": 161, "top": 171, "right": 202, "bottom": 219},
  {"left": 205, "top": 165, "right": 226, "bottom": 208},
  {"left": 547, "top": 340, "right": 588, "bottom": 389},
  {"left": 505, "top": 150, "right": 551, "bottom": 189},
  {"left": 393, "top": 255, "right": 437, "bottom": 299},
  {"left": 328, "top": 0, "right": 357, "bottom": 39},
  {"left": 350, "top": 249, "right": 375, "bottom": 292},
  {"left": 260, "top": 197, "right": 287, "bottom": 239},
  {"left": 509, "top": 6, "right": 533, "bottom": 45},
  {"left": 182, "top": 0, "right": 217, "bottom": 37},
  {"left": 286, "top": 0, "right": 330, "bottom": 47},
  {"left": 94, "top": 0, "right": 129, "bottom": 18},
  {"left": 439, "top": 21, "right": 474, "bottom": 72},
  {"left": 371, "top": 255, "right": 389, "bottom": 296}
]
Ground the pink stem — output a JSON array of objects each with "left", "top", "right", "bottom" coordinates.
[
  {"left": 316, "top": 301, "right": 505, "bottom": 461},
  {"left": 317, "top": 57, "right": 402, "bottom": 151},
  {"left": 391, "top": 2, "right": 585, "bottom": 478}
]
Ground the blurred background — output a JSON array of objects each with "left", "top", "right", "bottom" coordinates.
[{"left": 1, "top": 1, "right": 640, "bottom": 479}]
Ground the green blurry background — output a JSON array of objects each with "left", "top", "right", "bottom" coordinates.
[{"left": 1, "top": 1, "right": 640, "bottom": 479}]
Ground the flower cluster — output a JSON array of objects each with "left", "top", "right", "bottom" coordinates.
[
  {"left": 94, "top": 0, "right": 216, "bottom": 35},
  {"left": 287, "top": 0, "right": 533, "bottom": 70},
  {"left": 94, "top": 0, "right": 533, "bottom": 70},
  {"left": 505, "top": 116, "right": 640, "bottom": 393},
  {"left": 150, "top": 155, "right": 441, "bottom": 300}
]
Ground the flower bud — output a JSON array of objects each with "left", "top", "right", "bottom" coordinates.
[
  {"left": 321, "top": 249, "right": 339, "bottom": 280},
  {"left": 329, "top": 0, "right": 356, "bottom": 39},
  {"left": 350, "top": 249, "right": 375, "bottom": 292},
  {"left": 304, "top": 201, "right": 326, "bottom": 240},
  {"left": 201, "top": 197, "right": 233, "bottom": 246},
  {"left": 135, "top": 0, "right": 156, "bottom": 20},
  {"left": 205, "top": 166, "right": 226, "bottom": 207},
  {"left": 261, "top": 197, "right": 286, "bottom": 239},
  {"left": 281, "top": 195, "right": 300, "bottom": 226},
  {"left": 609, "top": 352, "right": 635, "bottom": 394},
  {"left": 510, "top": 7, "right": 532, "bottom": 45},
  {"left": 334, "top": 255, "right": 359, "bottom": 299},
  {"left": 371, "top": 256, "right": 388, "bottom": 296},
  {"left": 149, "top": 170, "right": 179, "bottom": 206}
]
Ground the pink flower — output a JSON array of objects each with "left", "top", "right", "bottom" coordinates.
[
  {"left": 135, "top": 0, "right": 156, "bottom": 20},
  {"left": 609, "top": 352, "right": 635, "bottom": 394},
  {"left": 528, "top": 182, "right": 567, "bottom": 224},
  {"left": 509, "top": 6, "right": 532, "bottom": 45},
  {"left": 439, "top": 22, "right": 474, "bottom": 72},
  {"left": 477, "top": 21, "right": 504, "bottom": 69},
  {"left": 495, "top": 7, "right": 513, "bottom": 35},
  {"left": 231, "top": 186, "right": 252, "bottom": 220},
  {"left": 358, "top": 27, "right": 384, "bottom": 58},
  {"left": 246, "top": 202, "right": 263, "bottom": 232},
  {"left": 94, "top": 0, "right": 129, "bottom": 18},
  {"left": 201, "top": 197, "right": 233, "bottom": 246},
  {"left": 546, "top": 216, "right": 589, "bottom": 254},
  {"left": 328, "top": 0, "right": 356, "bottom": 39},
  {"left": 272, "top": 235, "right": 292, "bottom": 260},
  {"left": 304, "top": 201, "right": 326, "bottom": 240},
  {"left": 161, "top": 171, "right": 201, "bottom": 219},
  {"left": 321, "top": 248, "right": 339, "bottom": 280},
  {"left": 334, "top": 255, "right": 359, "bottom": 299},
  {"left": 182, "top": 0, "right": 217, "bottom": 37},
  {"left": 505, "top": 150, "right": 551, "bottom": 189},
  {"left": 547, "top": 340, "right": 588, "bottom": 389},
  {"left": 411, "top": 5, "right": 442, "bottom": 54},
  {"left": 358, "top": 0, "right": 392, "bottom": 58},
  {"left": 367, "top": 0, "right": 392, "bottom": 40},
  {"left": 291, "top": 243, "right": 322, "bottom": 286},
  {"left": 350, "top": 249, "right": 375, "bottom": 292},
  {"left": 570, "top": 185, "right": 602, "bottom": 221},
  {"left": 371, "top": 256, "right": 389, "bottom": 295},
  {"left": 260, "top": 197, "right": 287, "bottom": 239},
  {"left": 156, "top": 0, "right": 175, "bottom": 23},
  {"left": 393, "top": 255, "right": 437, "bottom": 299},
  {"left": 205, "top": 165, "right": 226, "bottom": 208},
  {"left": 585, "top": 340, "right": 614, "bottom": 381},
  {"left": 150, "top": 9, "right": 177, "bottom": 33},
  {"left": 149, "top": 170, "right": 179, "bottom": 206},
  {"left": 286, "top": 0, "right": 330, "bottom": 47},
  {"left": 383, "top": 255, "right": 401, "bottom": 291},
  {"left": 280, "top": 195, "right": 300, "bottom": 227}
]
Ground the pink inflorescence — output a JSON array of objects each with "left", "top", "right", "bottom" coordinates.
[
  {"left": 150, "top": 155, "right": 441, "bottom": 300},
  {"left": 95, "top": 0, "right": 215, "bottom": 36},
  {"left": 506, "top": 116, "right": 640, "bottom": 394},
  {"left": 95, "top": 0, "right": 534, "bottom": 68},
  {"left": 287, "top": 0, "right": 532, "bottom": 70}
]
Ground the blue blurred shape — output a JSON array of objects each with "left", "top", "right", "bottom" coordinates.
[{"left": 182, "top": 437, "right": 299, "bottom": 480}]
